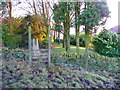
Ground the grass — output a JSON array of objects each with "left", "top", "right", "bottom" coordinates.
[
  {"left": 51, "top": 43, "right": 87, "bottom": 55},
  {"left": 52, "top": 47, "right": 86, "bottom": 55},
  {"left": 51, "top": 43, "right": 120, "bottom": 78},
  {"left": 1, "top": 44, "right": 120, "bottom": 88}
]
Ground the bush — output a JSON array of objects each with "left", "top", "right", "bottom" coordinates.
[
  {"left": 92, "top": 30, "right": 120, "bottom": 57},
  {"left": 70, "top": 34, "right": 76, "bottom": 45},
  {"left": 39, "top": 38, "right": 48, "bottom": 49},
  {"left": 2, "top": 26, "right": 21, "bottom": 49},
  {"left": 51, "top": 52, "right": 120, "bottom": 74},
  {"left": 2, "top": 47, "right": 28, "bottom": 61},
  {"left": 70, "top": 33, "right": 93, "bottom": 47},
  {"left": 79, "top": 33, "right": 86, "bottom": 47},
  {"left": 3, "top": 34, "right": 21, "bottom": 48}
]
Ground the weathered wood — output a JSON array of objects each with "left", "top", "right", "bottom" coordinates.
[
  {"left": 40, "top": 56, "right": 48, "bottom": 59},
  {"left": 48, "top": 26, "right": 51, "bottom": 67},
  {"left": 32, "top": 48, "right": 48, "bottom": 64},
  {"left": 28, "top": 34, "right": 49, "bottom": 64},
  {"left": 40, "top": 53, "right": 48, "bottom": 55},
  {"left": 28, "top": 26, "right": 32, "bottom": 66}
]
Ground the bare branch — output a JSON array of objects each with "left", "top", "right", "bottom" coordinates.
[{"left": 46, "top": 0, "right": 54, "bottom": 12}]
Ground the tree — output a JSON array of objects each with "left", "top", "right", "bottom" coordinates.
[
  {"left": 1, "top": 0, "right": 22, "bottom": 48},
  {"left": 74, "top": 2, "right": 82, "bottom": 54},
  {"left": 8, "top": 0, "right": 12, "bottom": 18},
  {"left": 0, "top": 1, "right": 8, "bottom": 18},
  {"left": 18, "top": 15, "right": 47, "bottom": 47},
  {"left": 17, "top": 0, "right": 54, "bottom": 66},
  {"left": 53, "top": 2, "right": 73, "bottom": 52},
  {"left": 2, "top": 18, "right": 22, "bottom": 48},
  {"left": 54, "top": 24, "right": 63, "bottom": 44},
  {"left": 19, "top": 0, "right": 51, "bottom": 35},
  {"left": 75, "top": 1, "right": 110, "bottom": 70},
  {"left": 0, "top": 0, "right": 14, "bottom": 18}
]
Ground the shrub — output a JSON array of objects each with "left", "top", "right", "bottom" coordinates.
[
  {"left": 79, "top": 33, "right": 86, "bottom": 47},
  {"left": 2, "top": 26, "right": 21, "bottom": 49},
  {"left": 70, "top": 34, "right": 76, "bottom": 46},
  {"left": 39, "top": 38, "right": 48, "bottom": 49},
  {"left": 92, "top": 30, "right": 120, "bottom": 57},
  {"left": 2, "top": 47, "right": 28, "bottom": 61},
  {"left": 3, "top": 34, "right": 21, "bottom": 49},
  {"left": 54, "top": 38, "right": 63, "bottom": 44},
  {"left": 70, "top": 33, "right": 93, "bottom": 47},
  {"left": 51, "top": 52, "right": 120, "bottom": 74}
]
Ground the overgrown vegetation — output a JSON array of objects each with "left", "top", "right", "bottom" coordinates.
[
  {"left": 92, "top": 30, "right": 120, "bottom": 57},
  {"left": 2, "top": 60, "right": 119, "bottom": 88},
  {"left": 52, "top": 52, "right": 120, "bottom": 74},
  {"left": 70, "top": 33, "right": 93, "bottom": 47},
  {"left": 1, "top": 1, "right": 120, "bottom": 88},
  {"left": 2, "top": 21, "right": 22, "bottom": 49},
  {"left": 2, "top": 47, "right": 28, "bottom": 61}
]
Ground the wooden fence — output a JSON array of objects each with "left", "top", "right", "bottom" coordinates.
[
  {"left": 32, "top": 49, "right": 48, "bottom": 64},
  {"left": 2, "top": 49, "right": 48, "bottom": 65}
]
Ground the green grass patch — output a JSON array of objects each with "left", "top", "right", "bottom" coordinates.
[{"left": 52, "top": 47, "right": 86, "bottom": 55}]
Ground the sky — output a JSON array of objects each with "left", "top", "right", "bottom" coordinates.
[
  {"left": 12, "top": 0, "right": 120, "bottom": 30},
  {"left": 106, "top": 0, "right": 120, "bottom": 29}
]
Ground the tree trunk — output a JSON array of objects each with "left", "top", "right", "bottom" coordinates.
[
  {"left": 85, "top": 27, "right": 90, "bottom": 70},
  {"left": 53, "top": 31, "right": 55, "bottom": 40},
  {"left": 48, "top": 25, "right": 51, "bottom": 67},
  {"left": 66, "top": 11, "right": 70, "bottom": 52},
  {"left": 33, "top": 0, "right": 37, "bottom": 15},
  {"left": 66, "top": 26, "right": 70, "bottom": 52},
  {"left": 8, "top": 1, "right": 12, "bottom": 30},
  {"left": 63, "top": 23, "right": 66, "bottom": 48},
  {"left": 64, "top": 22, "right": 70, "bottom": 52},
  {"left": 8, "top": 1, "right": 12, "bottom": 18},
  {"left": 75, "top": 3, "right": 80, "bottom": 54},
  {"left": 76, "top": 25, "right": 79, "bottom": 54},
  {"left": 58, "top": 31, "right": 60, "bottom": 44},
  {"left": 63, "top": 33, "right": 66, "bottom": 48},
  {"left": 42, "top": 1, "right": 45, "bottom": 18}
]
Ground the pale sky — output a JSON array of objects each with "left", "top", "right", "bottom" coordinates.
[
  {"left": 12, "top": 0, "right": 120, "bottom": 30},
  {"left": 106, "top": 0, "right": 120, "bottom": 29}
]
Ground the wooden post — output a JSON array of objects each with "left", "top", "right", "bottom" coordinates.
[
  {"left": 48, "top": 25, "right": 51, "bottom": 67},
  {"left": 28, "top": 26, "right": 32, "bottom": 66},
  {"left": 36, "top": 38, "right": 39, "bottom": 49}
]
